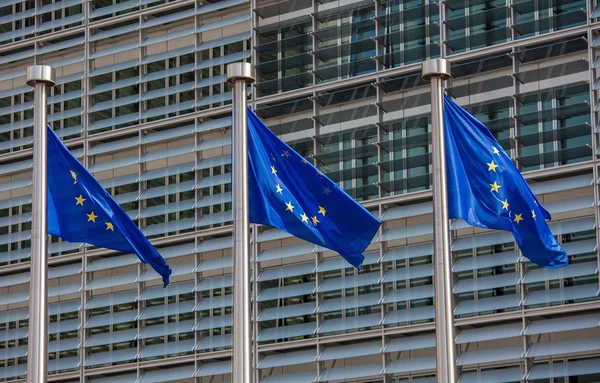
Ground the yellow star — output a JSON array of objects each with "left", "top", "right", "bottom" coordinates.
[
  {"left": 487, "top": 160, "right": 498, "bottom": 172},
  {"left": 514, "top": 213, "right": 523, "bottom": 224},
  {"left": 302, "top": 158, "right": 308, "bottom": 165},
  {"left": 275, "top": 184, "right": 283, "bottom": 194},
  {"left": 323, "top": 187, "right": 332, "bottom": 196},
  {"left": 70, "top": 170, "right": 77, "bottom": 184},
  {"left": 282, "top": 150, "right": 290, "bottom": 158},
  {"left": 311, "top": 216, "right": 319, "bottom": 226},
  {"left": 87, "top": 211, "right": 98, "bottom": 223},
  {"left": 75, "top": 194, "right": 86, "bottom": 206},
  {"left": 271, "top": 166, "right": 277, "bottom": 175},
  {"left": 492, "top": 147, "right": 500, "bottom": 155},
  {"left": 532, "top": 210, "right": 536, "bottom": 220},
  {"left": 490, "top": 181, "right": 501, "bottom": 193},
  {"left": 105, "top": 222, "right": 114, "bottom": 231},
  {"left": 501, "top": 199, "right": 509, "bottom": 210},
  {"left": 300, "top": 213, "right": 309, "bottom": 223},
  {"left": 286, "top": 201, "right": 295, "bottom": 212},
  {"left": 318, "top": 206, "right": 326, "bottom": 216}
]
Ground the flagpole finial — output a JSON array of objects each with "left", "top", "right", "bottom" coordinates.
[
  {"left": 26, "top": 65, "right": 56, "bottom": 87},
  {"left": 421, "top": 59, "right": 451, "bottom": 82},
  {"left": 227, "top": 62, "right": 254, "bottom": 85}
]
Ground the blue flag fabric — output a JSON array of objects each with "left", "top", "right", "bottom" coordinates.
[
  {"left": 444, "top": 96, "right": 568, "bottom": 268},
  {"left": 247, "top": 109, "right": 382, "bottom": 269},
  {"left": 47, "top": 126, "right": 172, "bottom": 286}
]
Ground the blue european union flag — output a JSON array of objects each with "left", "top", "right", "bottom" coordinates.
[
  {"left": 444, "top": 96, "right": 568, "bottom": 268},
  {"left": 248, "top": 109, "right": 382, "bottom": 269},
  {"left": 47, "top": 125, "right": 172, "bottom": 286}
]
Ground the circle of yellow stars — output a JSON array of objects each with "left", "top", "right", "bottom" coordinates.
[
  {"left": 71, "top": 171, "right": 115, "bottom": 231},
  {"left": 487, "top": 146, "right": 537, "bottom": 224},
  {"left": 271, "top": 151, "right": 331, "bottom": 227}
]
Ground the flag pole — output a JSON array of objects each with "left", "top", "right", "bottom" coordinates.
[
  {"left": 227, "top": 62, "right": 255, "bottom": 383},
  {"left": 422, "top": 59, "right": 459, "bottom": 383},
  {"left": 26, "top": 65, "right": 55, "bottom": 383}
]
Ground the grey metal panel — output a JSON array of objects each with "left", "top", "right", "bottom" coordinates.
[
  {"left": 88, "top": 112, "right": 139, "bottom": 132},
  {"left": 89, "top": 23, "right": 138, "bottom": 42},
  {"left": 196, "top": 13, "right": 250, "bottom": 33},
  {"left": 143, "top": 217, "right": 195, "bottom": 236},
  {"left": 86, "top": 290, "right": 138, "bottom": 310},
  {"left": 382, "top": 285, "right": 433, "bottom": 304},
  {"left": 258, "top": 243, "right": 314, "bottom": 262},
  {"left": 195, "top": 275, "right": 233, "bottom": 291},
  {"left": 528, "top": 358, "right": 600, "bottom": 380},
  {"left": 139, "top": 365, "right": 196, "bottom": 383},
  {"left": 317, "top": 271, "right": 381, "bottom": 293},
  {"left": 138, "top": 339, "right": 196, "bottom": 359},
  {"left": 196, "top": 294, "right": 233, "bottom": 311},
  {"left": 195, "top": 256, "right": 233, "bottom": 272},
  {"left": 138, "top": 300, "right": 195, "bottom": 320},
  {"left": 196, "top": 236, "right": 232, "bottom": 252},
  {"left": 259, "top": 349, "right": 316, "bottom": 369},
  {"left": 319, "top": 363, "right": 382, "bottom": 382},
  {"left": 525, "top": 313, "right": 600, "bottom": 335},
  {"left": 523, "top": 261, "right": 598, "bottom": 284},
  {"left": 195, "top": 334, "right": 232, "bottom": 350},
  {"left": 37, "top": 13, "right": 84, "bottom": 32},
  {"left": 139, "top": 281, "right": 195, "bottom": 302},
  {"left": 457, "top": 322, "right": 522, "bottom": 344},
  {"left": 382, "top": 222, "right": 432, "bottom": 241},
  {"left": 142, "top": 46, "right": 195, "bottom": 65},
  {"left": 85, "top": 309, "right": 137, "bottom": 329},
  {"left": 137, "top": 320, "right": 195, "bottom": 339},
  {"left": 382, "top": 242, "right": 432, "bottom": 263},
  {"left": 384, "top": 334, "right": 436, "bottom": 352},
  {"left": 382, "top": 202, "right": 432, "bottom": 221},
  {"left": 317, "top": 292, "right": 380, "bottom": 313},
  {"left": 196, "top": 32, "right": 251, "bottom": 51},
  {"left": 139, "top": 143, "right": 195, "bottom": 163},
  {"left": 37, "top": 36, "right": 84, "bottom": 55},
  {"left": 453, "top": 272, "right": 520, "bottom": 294},
  {"left": 86, "top": 254, "right": 138, "bottom": 272},
  {"left": 194, "top": 314, "right": 232, "bottom": 331},
  {"left": 86, "top": 272, "right": 138, "bottom": 291},
  {"left": 142, "top": 27, "right": 195, "bottom": 47},
  {"left": 197, "top": 0, "right": 248, "bottom": 14},
  {"left": 89, "top": 60, "right": 139, "bottom": 78},
  {"left": 195, "top": 74, "right": 228, "bottom": 89},
  {"left": 141, "top": 100, "right": 196, "bottom": 119},
  {"left": 455, "top": 294, "right": 521, "bottom": 315},
  {"left": 195, "top": 360, "right": 232, "bottom": 377},
  {"left": 459, "top": 366, "right": 523, "bottom": 383},
  {"left": 526, "top": 336, "right": 600, "bottom": 357},
  {"left": 319, "top": 313, "right": 381, "bottom": 334},
  {"left": 89, "top": 0, "right": 137, "bottom": 18},
  {"left": 139, "top": 261, "right": 194, "bottom": 282},
  {"left": 83, "top": 348, "right": 137, "bottom": 367},
  {"left": 196, "top": 117, "right": 232, "bottom": 133},
  {"left": 140, "top": 180, "right": 195, "bottom": 201},
  {"left": 316, "top": 251, "right": 379, "bottom": 272},
  {"left": 261, "top": 371, "right": 317, "bottom": 383},
  {"left": 524, "top": 284, "right": 599, "bottom": 306},
  {"left": 89, "top": 77, "right": 139, "bottom": 96},
  {"left": 142, "top": 65, "right": 195, "bottom": 84},
  {"left": 258, "top": 322, "right": 316, "bottom": 342},
  {"left": 453, "top": 251, "right": 518, "bottom": 272},
  {"left": 383, "top": 306, "right": 435, "bottom": 325},
  {"left": 139, "top": 125, "right": 195, "bottom": 145},
  {"left": 382, "top": 264, "right": 434, "bottom": 283},
  {"left": 90, "top": 373, "right": 137, "bottom": 383},
  {"left": 85, "top": 328, "right": 137, "bottom": 347},
  {"left": 257, "top": 282, "right": 315, "bottom": 302},
  {"left": 89, "top": 41, "right": 139, "bottom": 60},
  {"left": 258, "top": 302, "right": 315, "bottom": 322},
  {"left": 457, "top": 345, "right": 523, "bottom": 365},
  {"left": 140, "top": 82, "right": 195, "bottom": 101},
  {"left": 141, "top": 8, "right": 195, "bottom": 29},
  {"left": 384, "top": 357, "right": 436, "bottom": 374},
  {"left": 257, "top": 262, "right": 315, "bottom": 282},
  {"left": 319, "top": 341, "right": 381, "bottom": 361}
]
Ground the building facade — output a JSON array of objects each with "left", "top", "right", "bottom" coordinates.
[{"left": 0, "top": 0, "right": 599, "bottom": 382}]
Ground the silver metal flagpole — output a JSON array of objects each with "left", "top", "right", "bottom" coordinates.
[
  {"left": 227, "top": 62, "right": 255, "bottom": 383},
  {"left": 422, "top": 59, "right": 459, "bottom": 383},
  {"left": 26, "top": 65, "right": 55, "bottom": 383}
]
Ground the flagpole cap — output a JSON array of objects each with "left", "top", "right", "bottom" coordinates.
[
  {"left": 26, "top": 65, "right": 56, "bottom": 87},
  {"left": 421, "top": 59, "right": 451, "bottom": 81},
  {"left": 227, "top": 63, "right": 255, "bottom": 84}
]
